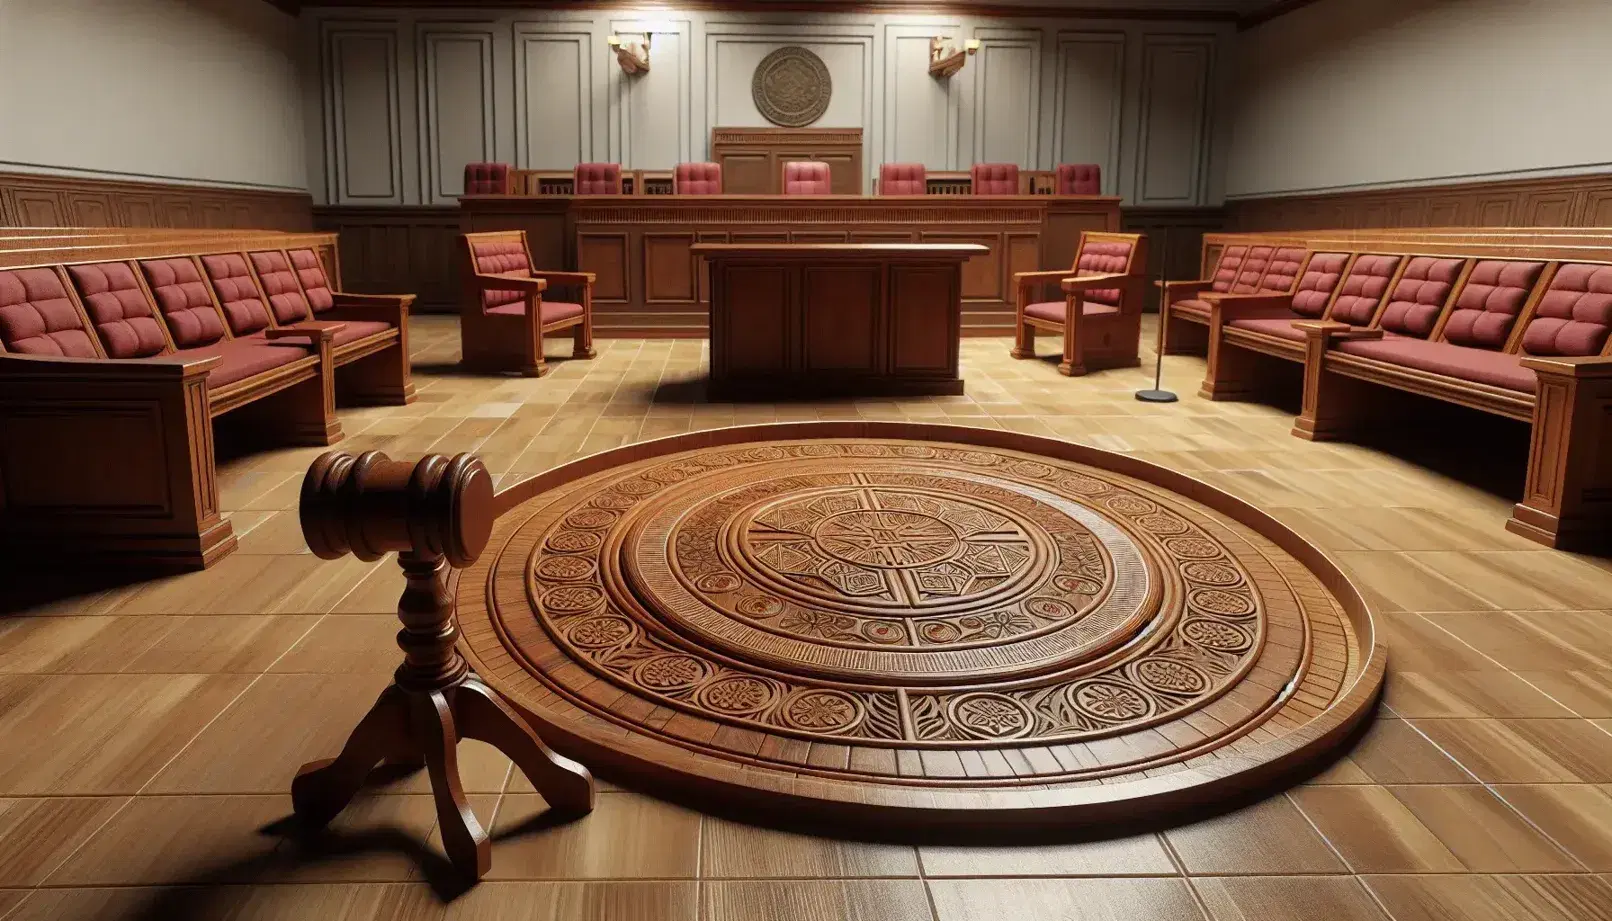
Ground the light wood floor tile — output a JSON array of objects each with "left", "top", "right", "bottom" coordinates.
[
  {"left": 1362, "top": 874, "right": 1612, "bottom": 921},
  {"left": 485, "top": 792, "right": 700, "bottom": 880},
  {"left": 1420, "top": 614, "right": 1610, "bottom": 672},
  {"left": 0, "top": 616, "right": 315, "bottom": 674},
  {"left": 1340, "top": 719, "right": 1473, "bottom": 784},
  {"left": 269, "top": 615, "right": 405, "bottom": 674},
  {"left": 927, "top": 877, "right": 1201, "bottom": 921},
  {"left": 1383, "top": 671, "right": 1576, "bottom": 718},
  {"left": 43, "top": 795, "right": 288, "bottom": 885},
  {"left": 701, "top": 817, "right": 919, "bottom": 878},
  {"left": 1192, "top": 876, "right": 1389, "bottom": 921},
  {"left": 1387, "top": 785, "right": 1582, "bottom": 872},
  {"left": 1288, "top": 786, "right": 1462, "bottom": 872},
  {"left": 0, "top": 797, "right": 128, "bottom": 886},
  {"left": 3, "top": 884, "right": 370, "bottom": 921},
  {"left": 703, "top": 880, "right": 932, "bottom": 921},
  {"left": 1511, "top": 671, "right": 1612, "bottom": 718},
  {"left": 1370, "top": 613, "right": 1496, "bottom": 672},
  {"left": 1494, "top": 784, "right": 1612, "bottom": 872},
  {"left": 108, "top": 553, "right": 380, "bottom": 617},
  {"left": 0, "top": 673, "right": 250, "bottom": 795},
  {"left": 1494, "top": 719, "right": 1612, "bottom": 782},
  {"left": 919, "top": 833, "right": 1177, "bottom": 878},
  {"left": 1408, "top": 719, "right": 1581, "bottom": 783},
  {"left": 1162, "top": 796, "right": 1347, "bottom": 876}
]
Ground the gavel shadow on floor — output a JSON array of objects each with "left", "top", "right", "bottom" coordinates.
[{"left": 290, "top": 451, "right": 597, "bottom": 882}]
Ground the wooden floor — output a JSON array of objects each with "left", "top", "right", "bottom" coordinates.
[{"left": 2, "top": 314, "right": 1611, "bottom": 921}]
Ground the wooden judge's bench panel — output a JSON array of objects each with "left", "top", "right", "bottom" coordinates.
[
  {"left": 459, "top": 195, "right": 1120, "bottom": 337},
  {"left": 711, "top": 127, "right": 864, "bottom": 195}
]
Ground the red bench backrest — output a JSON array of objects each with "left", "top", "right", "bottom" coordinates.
[
  {"left": 1328, "top": 255, "right": 1402, "bottom": 326},
  {"left": 1523, "top": 263, "right": 1612, "bottom": 357},
  {"left": 1439, "top": 260, "right": 1545, "bottom": 350},
  {"left": 0, "top": 267, "right": 99, "bottom": 357},
  {"left": 66, "top": 261, "right": 167, "bottom": 358},
  {"left": 140, "top": 257, "right": 226, "bottom": 348},
  {"left": 249, "top": 251, "right": 312, "bottom": 325},
  {"left": 1377, "top": 256, "right": 1465, "bottom": 339},
  {"left": 200, "top": 254, "right": 273, "bottom": 337},
  {"left": 1290, "top": 253, "right": 1350, "bottom": 318}
]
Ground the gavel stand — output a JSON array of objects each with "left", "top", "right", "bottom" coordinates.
[{"left": 292, "top": 451, "right": 596, "bottom": 881}]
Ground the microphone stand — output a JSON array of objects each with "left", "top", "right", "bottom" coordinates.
[{"left": 1136, "top": 234, "right": 1179, "bottom": 404}]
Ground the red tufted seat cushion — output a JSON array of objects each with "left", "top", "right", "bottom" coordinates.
[
  {"left": 487, "top": 300, "right": 584, "bottom": 326},
  {"left": 1290, "top": 253, "right": 1350, "bottom": 317},
  {"left": 248, "top": 251, "right": 312, "bottom": 325},
  {"left": 1072, "top": 239, "right": 1134, "bottom": 306},
  {"left": 1227, "top": 309, "right": 1307, "bottom": 341},
  {"left": 329, "top": 319, "right": 393, "bottom": 346},
  {"left": 1328, "top": 255, "right": 1401, "bottom": 326},
  {"left": 463, "top": 162, "right": 510, "bottom": 195},
  {"left": 288, "top": 249, "right": 335, "bottom": 313},
  {"left": 1522, "top": 263, "right": 1612, "bottom": 357},
  {"left": 1338, "top": 334, "right": 1535, "bottom": 393},
  {"left": 1209, "top": 246, "right": 1249, "bottom": 293},
  {"left": 574, "top": 162, "right": 622, "bottom": 194},
  {"left": 175, "top": 336, "right": 312, "bottom": 389},
  {"left": 140, "top": 257, "right": 225, "bottom": 348},
  {"left": 0, "top": 267, "right": 98, "bottom": 357},
  {"left": 1024, "top": 301, "right": 1120, "bottom": 324},
  {"left": 1377, "top": 256, "right": 1465, "bottom": 339},
  {"left": 1441, "top": 260, "right": 1544, "bottom": 350},
  {"left": 65, "top": 262, "right": 166, "bottom": 359},
  {"left": 1055, "top": 163, "right": 1101, "bottom": 195},
  {"left": 879, "top": 163, "right": 927, "bottom": 195},
  {"left": 200, "top": 253, "right": 272, "bottom": 336},
  {"left": 673, "top": 162, "right": 722, "bottom": 195},
  {"left": 1256, "top": 247, "right": 1308, "bottom": 295},
  {"left": 783, "top": 161, "right": 831, "bottom": 195},
  {"left": 970, "top": 163, "right": 1019, "bottom": 195}
]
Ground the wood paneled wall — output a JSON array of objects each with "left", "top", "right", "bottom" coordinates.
[
  {"left": 0, "top": 171, "right": 313, "bottom": 231},
  {"left": 1226, "top": 172, "right": 1612, "bottom": 233},
  {"left": 306, "top": 9, "right": 1233, "bottom": 207}
]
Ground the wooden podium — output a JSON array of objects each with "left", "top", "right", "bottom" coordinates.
[{"left": 711, "top": 127, "right": 864, "bottom": 194}]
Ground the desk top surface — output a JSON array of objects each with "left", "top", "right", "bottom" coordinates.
[{"left": 690, "top": 242, "right": 990, "bottom": 258}]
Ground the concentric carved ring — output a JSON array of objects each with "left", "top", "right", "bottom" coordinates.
[{"left": 457, "top": 423, "right": 1384, "bottom": 835}]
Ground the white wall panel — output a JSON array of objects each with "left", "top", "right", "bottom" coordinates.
[
  {"left": 1053, "top": 33, "right": 1125, "bottom": 195},
  {"left": 326, "top": 24, "right": 405, "bottom": 204},
  {"left": 972, "top": 30, "right": 1041, "bottom": 167},
  {"left": 611, "top": 18, "right": 691, "bottom": 170},
  {"left": 514, "top": 23, "right": 595, "bottom": 168},
  {"left": 1134, "top": 35, "right": 1212, "bottom": 204},
  {"left": 417, "top": 24, "right": 495, "bottom": 203},
  {"left": 882, "top": 25, "right": 959, "bottom": 171}
]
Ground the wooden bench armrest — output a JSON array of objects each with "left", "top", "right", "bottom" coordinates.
[
  {"left": 266, "top": 322, "right": 345, "bottom": 345},
  {"left": 331, "top": 292, "right": 415, "bottom": 308},
  {"left": 326, "top": 293, "right": 410, "bottom": 325},
  {"left": 1294, "top": 321, "right": 1381, "bottom": 343},
  {"left": 1209, "top": 296, "right": 1299, "bottom": 324},
  {"left": 1060, "top": 272, "right": 1134, "bottom": 293},
  {"left": 1520, "top": 355, "right": 1612, "bottom": 378},
  {"left": 0, "top": 351, "right": 219, "bottom": 381},
  {"left": 472, "top": 273, "right": 546, "bottom": 293},
  {"left": 1157, "top": 279, "right": 1212, "bottom": 294}
]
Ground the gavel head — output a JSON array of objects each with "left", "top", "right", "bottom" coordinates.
[{"left": 300, "top": 451, "right": 495, "bottom": 568}]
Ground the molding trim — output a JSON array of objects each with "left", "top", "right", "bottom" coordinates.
[
  {"left": 297, "top": 1, "right": 1242, "bottom": 22},
  {"left": 1225, "top": 170, "right": 1612, "bottom": 231},
  {"left": 1, "top": 171, "right": 313, "bottom": 231}
]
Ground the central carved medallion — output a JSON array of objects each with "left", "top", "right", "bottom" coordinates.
[{"left": 752, "top": 46, "right": 832, "bottom": 127}]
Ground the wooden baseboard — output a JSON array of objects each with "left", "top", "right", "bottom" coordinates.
[
  {"left": 1226, "top": 170, "right": 1612, "bottom": 232},
  {"left": 0, "top": 170, "right": 313, "bottom": 232}
]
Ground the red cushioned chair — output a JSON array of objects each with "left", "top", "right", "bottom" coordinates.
[
  {"left": 457, "top": 229, "right": 596, "bottom": 376},
  {"left": 1011, "top": 230, "right": 1148, "bottom": 376},
  {"left": 878, "top": 163, "right": 927, "bottom": 195},
  {"left": 1055, "top": 164, "right": 1101, "bottom": 196},
  {"left": 782, "top": 161, "right": 831, "bottom": 196},
  {"left": 573, "top": 163, "right": 623, "bottom": 195},
  {"left": 463, "top": 162, "right": 511, "bottom": 195},
  {"left": 673, "top": 162, "right": 722, "bottom": 195},
  {"left": 970, "top": 163, "right": 1019, "bottom": 195}
]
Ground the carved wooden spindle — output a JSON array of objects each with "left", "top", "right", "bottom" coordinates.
[{"left": 294, "top": 451, "right": 596, "bottom": 881}]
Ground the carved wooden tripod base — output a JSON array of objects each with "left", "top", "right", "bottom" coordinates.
[{"left": 295, "top": 453, "right": 596, "bottom": 882}]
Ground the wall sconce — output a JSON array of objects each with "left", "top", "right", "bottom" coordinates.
[
  {"left": 608, "top": 33, "right": 651, "bottom": 75},
  {"left": 929, "top": 37, "right": 979, "bottom": 79}
]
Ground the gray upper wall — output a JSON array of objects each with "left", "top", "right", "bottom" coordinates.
[
  {"left": 0, "top": 0, "right": 306, "bottom": 191},
  {"left": 301, "top": 8, "right": 1236, "bottom": 206},
  {"left": 1225, "top": 0, "right": 1612, "bottom": 198}
]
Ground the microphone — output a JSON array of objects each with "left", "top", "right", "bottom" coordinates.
[{"left": 1136, "top": 233, "right": 1179, "bottom": 404}]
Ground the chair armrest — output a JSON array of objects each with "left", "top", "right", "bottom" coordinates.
[
  {"left": 1520, "top": 355, "right": 1612, "bottom": 379},
  {"left": 1158, "top": 280, "right": 1214, "bottom": 307},
  {"left": 530, "top": 271, "right": 596, "bottom": 286},
  {"left": 472, "top": 273, "right": 546, "bottom": 293},
  {"left": 265, "top": 322, "right": 345, "bottom": 345},
  {"left": 1061, "top": 272, "right": 1133, "bottom": 293},
  {"left": 1015, "top": 270, "right": 1077, "bottom": 287},
  {"left": 326, "top": 292, "right": 411, "bottom": 326},
  {"left": 1202, "top": 293, "right": 1295, "bottom": 313},
  {"left": 0, "top": 351, "right": 219, "bottom": 381}
]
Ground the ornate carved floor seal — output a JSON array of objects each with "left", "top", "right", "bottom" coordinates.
[{"left": 457, "top": 423, "right": 1384, "bottom": 834}]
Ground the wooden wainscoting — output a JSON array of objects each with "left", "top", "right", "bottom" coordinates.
[
  {"left": 313, "top": 206, "right": 462, "bottom": 311},
  {"left": 1227, "top": 171, "right": 1612, "bottom": 232},
  {"left": 0, "top": 171, "right": 313, "bottom": 231}
]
